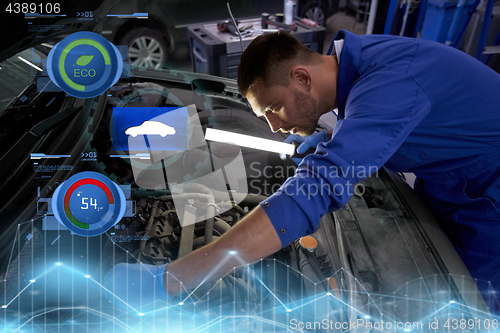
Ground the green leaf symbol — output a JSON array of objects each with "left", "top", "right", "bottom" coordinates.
[{"left": 73, "top": 55, "right": 94, "bottom": 66}]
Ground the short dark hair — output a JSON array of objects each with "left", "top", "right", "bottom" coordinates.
[{"left": 237, "top": 32, "right": 318, "bottom": 97}]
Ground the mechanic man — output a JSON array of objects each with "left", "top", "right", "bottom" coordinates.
[{"left": 106, "top": 30, "right": 500, "bottom": 313}]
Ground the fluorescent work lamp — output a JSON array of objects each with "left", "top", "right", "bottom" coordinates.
[{"left": 205, "top": 128, "right": 295, "bottom": 156}]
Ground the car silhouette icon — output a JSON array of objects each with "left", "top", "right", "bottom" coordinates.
[{"left": 125, "top": 121, "right": 176, "bottom": 137}]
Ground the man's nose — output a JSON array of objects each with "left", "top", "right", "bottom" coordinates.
[{"left": 264, "top": 113, "right": 284, "bottom": 133}]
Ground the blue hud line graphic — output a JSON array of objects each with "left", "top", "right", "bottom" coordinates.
[{"left": 1, "top": 218, "right": 498, "bottom": 332}]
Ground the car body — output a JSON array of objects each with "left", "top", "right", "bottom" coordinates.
[{"left": 0, "top": 4, "right": 493, "bottom": 333}]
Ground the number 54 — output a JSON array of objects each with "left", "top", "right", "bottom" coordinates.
[{"left": 81, "top": 197, "right": 97, "bottom": 209}]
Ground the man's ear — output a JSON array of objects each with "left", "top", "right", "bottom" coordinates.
[{"left": 290, "top": 66, "right": 312, "bottom": 91}]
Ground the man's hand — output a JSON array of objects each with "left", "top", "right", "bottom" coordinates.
[
  {"left": 284, "top": 131, "right": 330, "bottom": 163},
  {"left": 104, "top": 205, "right": 282, "bottom": 309},
  {"left": 164, "top": 206, "right": 282, "bottom": 297},
  {"left": 104, "top": 262, "right": 170, "bottom": 311}
]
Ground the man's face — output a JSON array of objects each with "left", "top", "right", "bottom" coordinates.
[{"left": 246, "top": 80, "right": 320, "bottom": 136}]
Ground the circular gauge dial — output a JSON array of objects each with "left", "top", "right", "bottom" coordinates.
[{"left": 52, "top": 172, "right": 126, "bottom": 237}]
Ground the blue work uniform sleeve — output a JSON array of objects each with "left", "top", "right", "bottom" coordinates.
[{"left": 261, "top": 72, "right": 432, "bottom": 247}]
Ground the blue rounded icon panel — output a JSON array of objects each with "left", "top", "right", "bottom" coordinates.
[
  {"left": 51, "top": 171, "right": 126, "bottom": 237},
  {"left": 46, "top": 31, "right": 123, "bottom": 98}
]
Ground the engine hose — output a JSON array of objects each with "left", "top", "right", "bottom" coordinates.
[
  {"left": 219, "top": 210, "right": 239, "bottom": 225},
  {"left": 204, "top": 205, "right": 216, "bottom": 244},
  {"left": 298, "top": 247, "right": 328, "bottom": 295},
  {"left": 113, "top": 166, "right": 134, "bottom": 184},
  {"left": 231, "top": 203, "right": 245, "bottom": 217},
  {"left": 160, "top": 209, "right": 177, "bottom": 217},
  {"left": 191, "top": 222, "right": 230, "bottom": 249},
  {"left": 193, "top": 236, "right": 220, "bottom": 248},
  {"left": 214, "top": 219, "right": 231, "bottom": 234},
  {"left": 181, "top": 183, "right": 214, "bottom": 197},
  {"left": 170, "top": 187, "right": 216, "bottom": 246},
  {"left": 173, "top": 183, "right": 216, "bottom": 246},
  {"left": 219, "top": 201, "right": 245, "bottom": 217}
]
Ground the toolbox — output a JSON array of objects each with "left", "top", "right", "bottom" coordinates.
[{"left": 187, "top": 17, "right": 326, "bottom": 79}]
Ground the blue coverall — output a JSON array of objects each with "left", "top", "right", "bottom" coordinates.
[{"left": 261, "top": 30, "right": 500, "bottom": 311}]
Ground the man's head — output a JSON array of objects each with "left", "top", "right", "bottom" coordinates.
[{"left": 238, "top": 32, "right": 337, "bottom": 136}]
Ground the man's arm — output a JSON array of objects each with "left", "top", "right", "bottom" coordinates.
[{"left": 163, "top": 205, "right": 282, "bottom": 296}]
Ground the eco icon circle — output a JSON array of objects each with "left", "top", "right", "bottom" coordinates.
[
  {"left": 46, "top": 31, "right": 123, "bottom": 98},
  {"left": 51, "top": 171, "right": 126, "bottom": 237}
]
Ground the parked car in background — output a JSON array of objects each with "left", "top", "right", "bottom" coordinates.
[
  {"left": 298, "top": 0, "right": 338, "bottom": 26},
  {"left": 101, "top": 0, "right": 338, "bottom": 70}
]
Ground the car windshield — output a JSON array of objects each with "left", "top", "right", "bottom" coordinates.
[
  {"left": 0, "top": 43, "right": 69, "bottom": 160},
  {"left": 0, "top": 47, "right": 47, "bottom": 110}
]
